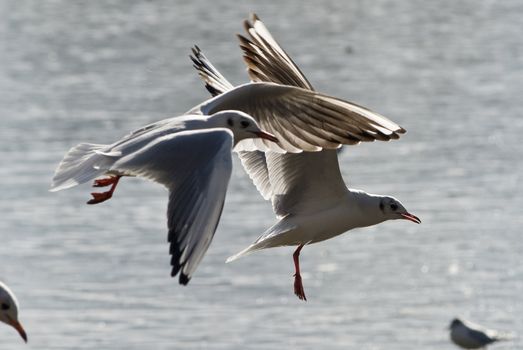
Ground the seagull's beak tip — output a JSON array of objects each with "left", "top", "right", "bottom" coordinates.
[
  {"left": 10, "top": 320, "right": 27, "bottom": 343},
  {"left": 255, "top": 131, "right": 279, "bottom": 143},
  {"left": 400, "top": 213, "right": 421, "bottom": 224}
]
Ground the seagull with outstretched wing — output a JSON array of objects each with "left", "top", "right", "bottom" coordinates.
[
  {"left": 190, "top": 14, "right": 420, "bottom": 300},
  {"left": 51, "top": 110, "right": 278, "bottom": 284}
]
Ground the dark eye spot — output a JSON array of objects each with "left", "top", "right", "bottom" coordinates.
[
  {"left": 379, "top": 201, "right": 384, "bottom": 212},
  {"left": 240, "top": 120, "right": 250, "bottom": 128},
  {"left": 390, "top": 203, "right": 398, "bottom": 211},
  {"left": 1, "top": 303, "right": 9, "bottom": 310},
  {"left": 227, "top": 118, "right": 233, "bottom": 127}
]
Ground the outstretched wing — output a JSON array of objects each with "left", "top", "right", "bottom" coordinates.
[
  {"left": 112, "top": 129, "right": 233, "bottom": 284},
  {"left": 233, "top": 14, "right": 351, "bottom": 216},
  {"left": 189, "top": 15, "right": 403, "bottom": 217},
  {"left": 190, "top": 82, "right": 405, "bottom": 153}
]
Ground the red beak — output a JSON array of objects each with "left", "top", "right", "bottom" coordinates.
[
  {"left": 7, "top": 317, "right": 27, "bottom": 343},
  {"left": 400, "top": 212, "right": 421, "bottom": 224},
  {"left": 254, "top": 130, "right": 279, "bottom": 143}
]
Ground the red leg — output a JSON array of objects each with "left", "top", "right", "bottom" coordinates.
[
  {"left": 93, "top": 177, "right": 119, "bottom": 187},
  {"left": 293, "top": 244, "right": 307, "bottom": 301},
  {"left": 87, "top": 175, "right": 121, "bottom": 205}
]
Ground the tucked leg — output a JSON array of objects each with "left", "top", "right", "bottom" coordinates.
[
  {"left": 87, "top": 175, "right": 121, "bottom": 204},
  {"left": 293, "top": 244, "right": 306, "bottom": 301},
  {"left": 93, "top": 177, "right": 119, "bottom": 187}
]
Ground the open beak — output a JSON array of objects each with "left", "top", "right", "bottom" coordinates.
[
  {"left": 254, "top": 130, "right": 279, "bottom": 143},
  {"left": 7, "top": 317, "right": 27, "bottom": 343},
  {"left": 400, "top": 212, "right": 421, "bottom": 224}
]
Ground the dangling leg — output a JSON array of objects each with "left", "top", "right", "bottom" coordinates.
[
  {"left": 293, "top": 244, "right": 307, "bottom": 301},
  {"left": 87, "top": 175, "right": 121, "bottom": 204}
]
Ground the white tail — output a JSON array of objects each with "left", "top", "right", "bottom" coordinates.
[
  {"left": 226, "top": 219, "right": 297, "bottom": 263},
  {"left": 226, "top": 244, "right": 259, "bottom": 263},
  {"left": 50, "top": 143, "right": 110, "bottom": 192}
]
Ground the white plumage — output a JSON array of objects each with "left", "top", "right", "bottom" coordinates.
[{"left": 51, "top": 110, "right": 278, "bottom": 284}]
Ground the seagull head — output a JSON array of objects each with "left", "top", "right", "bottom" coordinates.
[
  {"left": 0, "top": 282, "right": 27, "bottom": 343},
  {"left": 210, "top": 110, "right": 278, "bottom": 144},
  {"left": 378, "top": 196, "right": 421, "bottom": 224},
  {"left": 449, "top": 318, "right": 464, "bottom": 330}
]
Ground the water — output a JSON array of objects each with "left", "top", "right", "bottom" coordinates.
[{"left": 1, "top": 1, "right": 522, "bottom": 349}]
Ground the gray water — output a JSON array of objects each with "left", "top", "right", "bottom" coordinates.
[{"left": 1, "top": 1, "right": 522, "bottom": 349}]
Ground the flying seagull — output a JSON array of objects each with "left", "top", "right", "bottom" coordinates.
[
  {"left": 190, "top": 14, "right": 420, "bottom": 300},
  {"left": 51, "top": 110, "right": 278, "bottom": 284},
  {"left": 0, "top": 281, "right": 27, "bottom": 343}
]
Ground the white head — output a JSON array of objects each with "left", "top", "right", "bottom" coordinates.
[
  {"left": 0, "top": 281, "right": 27, "bottom": 342},
  {"left": 378, "top": 195, "right": 421, "bottom": 224},
  {"left": 207, "top": 110, "right": 278, "bottom": 144}
]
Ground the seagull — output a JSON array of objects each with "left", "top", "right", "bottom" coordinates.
[
  {"left": 0, "top": 281, "right": 27, "bottom": 343},
  {"left": 190, "top": 14, "right": 420, "bottom": 300},
  {"left": 449, "top": 318, "right": 512, "bottom": 349},
  {"left": 51, "top": 110, "right": 279, "bottom": 284}
]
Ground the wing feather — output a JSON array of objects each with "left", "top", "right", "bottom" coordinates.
[
  {"left": 111, "top": 129, "right": 233, "bottom": 284},
  {"left": 192, "top": 82, "right": 405, "bottom": 153},
  {"left": 189, "top": 14, "right": 405, "bottom": 216}
]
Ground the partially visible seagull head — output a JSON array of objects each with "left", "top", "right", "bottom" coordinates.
[
  {"left": 208, "top": 110, "right": 278, "bottom": 144},
  {"left": 378, "top": 196, "right": 421, "bottom": 224},
  {"left": 0, "top": 281, "right": 27, "bottom": 343},
  {"left": 450, "top": 318, "right": 464, "bottom": 329}
]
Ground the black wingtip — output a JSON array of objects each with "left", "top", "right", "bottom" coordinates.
[
  {"left": 179, "top": 274, "right": 191, "bottom": 285},
  {"left": 243, "top": 19, "right": 253, "bottom": 32},
  {"left": 205, "top": 84, "right": 221, "bottom": 97}
]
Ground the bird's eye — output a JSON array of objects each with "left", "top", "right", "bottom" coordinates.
[
  {"left": 240, "top": 120, "right": 250, "bottom": 128},
  {"left": 1, "top": 303, "right": 9, "bottom": 310},
  {"left": 390, "top": 203, "right": 398, "bottom": 211},
  {"left": 227, "top": 118, "right": 234, "bottom": 127}
]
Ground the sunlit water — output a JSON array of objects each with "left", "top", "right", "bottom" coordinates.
[{"left": 1, "top": 1, "right": 522, "bottom": 349}]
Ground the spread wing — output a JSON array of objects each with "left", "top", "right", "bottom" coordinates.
[
  {"left": 189, "top": 14, "right": 401, "bottom": 215},
  {"left": 112, "top": 129, "right": 233, "bottom": 284},
  {"left": 190, "top": 82, "right": 405, "bottom": 153},
  {"left": 233, "top": 15, "right": 352, "bottom": 215}
]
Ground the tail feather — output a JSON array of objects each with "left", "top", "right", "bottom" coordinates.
[
  {"left": 50, "top": 143, "right": 110, "bottom": 192},
  {"left": 226, "top": 244, "right": 259, "bottom": 263},
  {"left": 494, "top": 332, "right": 515, "bottom": 342},
  {"left": 226, "top": 219, "right": 297, "bottom": 263}
]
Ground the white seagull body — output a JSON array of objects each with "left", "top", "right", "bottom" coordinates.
[
  {"left": 51, "top": 110, "right": 279, "bottom": 284},
  {"left": 449, "top": 318, "right": 512, "bottom": 349},
  {"left": 0, "top": 281, "right": 27, "bottom": 342},
  {"left": 190, "top": 14, "right": 420, "bottom": 300}
]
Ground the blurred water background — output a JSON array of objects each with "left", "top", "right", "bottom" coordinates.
[{"left": 1, "top": 0, "right": 522, "bottom": 349}]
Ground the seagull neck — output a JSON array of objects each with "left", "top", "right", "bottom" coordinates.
[
  {"left": 347, "top": 190, "right": 386, "bottom": 227},
  {"left": 178, "top": 115, "right": 226, "bottom": 133}
]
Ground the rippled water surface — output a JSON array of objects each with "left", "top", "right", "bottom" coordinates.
[{"left": 1, "top": 1, "right": 522, "bottom": 349}]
